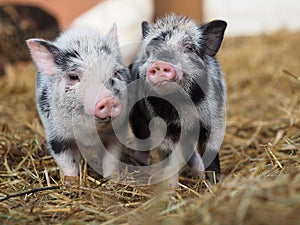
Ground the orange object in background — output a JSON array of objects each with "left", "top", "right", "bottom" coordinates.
[
  {"left": 154, "top": 0, "right": 203, "bottom": 23},
  {"left": 0, "top": 0, "right": 204, "bottom": 29},
  {"left": 0, "top": 0, "right": 102, "bottom": 29}
]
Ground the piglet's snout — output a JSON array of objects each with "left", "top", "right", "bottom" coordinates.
[
  {"left": 94, "top": 96, "right": 122, "bottom": 120},
  {"left": 147, "top": 61, "right": 177, "bottom": 84}
]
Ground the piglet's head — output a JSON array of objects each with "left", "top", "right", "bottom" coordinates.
[
  {"left": 138, "top": 16, "right": 227, "bottom": 95},
  {"left": 26, "top": 24, "right": 129, "bottom": 123}
]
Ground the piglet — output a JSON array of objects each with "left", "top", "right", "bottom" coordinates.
[
  {"left": 27, "top": 24, "right": 130, "bottom": 182},
  {"left": 130, "top": 14, "right": 227, "bottom": 187}
]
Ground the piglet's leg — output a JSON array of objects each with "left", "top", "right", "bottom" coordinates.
[
  {"left": 200, "top": 125, "right": 225, "bottom": 183},
  {"left": 187, "top": 151, "right": 205, "bottom": 178},
  {"left": 159, "top": 147, "right": 180, "bottom": 189},
  {"left": 102, "top": 142, "right": 121, "bottom": 178},
  {"left": 49, "top": 139, "right": 82, "bottom": 180}
]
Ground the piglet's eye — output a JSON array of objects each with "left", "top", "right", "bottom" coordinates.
[
  {"left": 68, "top": 74, "right": 80, "bottom": 81},
  {"left": 184, "top": 44, "right": 196, "bottom": 53},
  {"left": 114, "top": 71, "right": 124, "bottom": 81}
]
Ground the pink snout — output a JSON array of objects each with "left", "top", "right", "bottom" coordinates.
[
  {"left": 94, "top": 96, "right": 122, "bottom": 120},
  {"left": 147, "top": 61, "right": 177, "bottom": 84}
]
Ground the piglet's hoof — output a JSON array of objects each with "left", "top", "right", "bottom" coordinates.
[{"left": 63, "top": 176, "right": 79, "bottom": 186}]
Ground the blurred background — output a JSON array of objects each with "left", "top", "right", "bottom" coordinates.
[{"left": 1, "top": 0, "right": 300, "bottom": 72}]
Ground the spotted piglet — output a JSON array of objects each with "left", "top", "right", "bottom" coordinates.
[
  {"left": 130, "top": 14, "right": 227, "bottom": 186},
  {"left": 27, "top": 24, "right": 130, "bottom": 182}
]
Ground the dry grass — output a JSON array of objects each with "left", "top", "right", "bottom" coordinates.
[{"left": 0, "top": 30, "right": 300, "bottom": 225}]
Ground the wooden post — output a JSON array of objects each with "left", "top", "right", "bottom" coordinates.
[{"left": 154, "top": 0, "right": 203, "bottom": 23}]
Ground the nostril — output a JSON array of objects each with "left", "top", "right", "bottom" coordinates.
[
  {"left": 163, "top": 68, "right": 170, "bottom": 72},
  {"left": 148, "top": 68, "right": 156, "bottom": 76}
]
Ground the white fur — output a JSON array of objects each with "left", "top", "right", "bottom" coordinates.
[{"left": 71, "top": 0, "right": 154, "bottom": 64}]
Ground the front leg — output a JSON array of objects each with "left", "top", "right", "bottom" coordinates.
[
  {"left": 129, "top": 101, "right": 152, "bottom": 165},
  {"left": 159, "top": 148, "right": 179, "bottom": 188},
  {"left": 187, "top": 150, "right": 205, "bottom": 178},
  {"left": 102, "top": 141, "right": 123, "bottom": 178},
  {"left": 49, "top": 138, "right": 82, "bottom": 178},
  {"left": 198, "top": 124, "right": 225, "bottom": 183},
  {"left": 158, "top": 138, "right": 194, "bottom": 189}
]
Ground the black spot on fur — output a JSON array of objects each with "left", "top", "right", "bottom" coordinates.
[
  {"left": 113, "top": 88, "right": 120, "bottom": 95},
  {"left": 148, "top": 38, "right": 163, "bottom": 49},
  {"left": 129, "top": 100, "right": 151, "bottom": 140},
  {"left": 54, "top": 49, "right": 81, "bottom": 71},
  {"left": 99, "top": 44, "right": 111, "bottom": 54},
  {"left": 146, "top": 96, "right": 182, "bottom": 142},
  {"left": 159, "top": 30, "right": 172, "bottom": 40},
  {"left": 39, "top": 87, "right": 51, "bottom": 114},
  {"left": 148, "top": 97, "right": 179, "bottom": 124},
  {"left": 188, "top": 79, "right": 206, "bottom": 105},
  {"left": 151, "top": 36, "right": 164, "bottom": 42},
  {"left": 49, "top": 138, "right": 76, "bottom": 154},
  {"left": 197, "top": 125, "right": 210, "bottom": 156},
  {"left": 109, "top": 78, "right": 115, "bottom": 86},
  {"left": 149, "top": 29, "right": 173, "bottom": 45},
  {"left": 196, "top": 124, "right": 221, "bottom": 176},
  {"left": 167, "top": 122, "right": 181, "bottom": 142},
  {"left": 65, "top": 50, "right": 81, "bottom": 59}
]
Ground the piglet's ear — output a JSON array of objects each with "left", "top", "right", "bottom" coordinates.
[
  {"left": 107, "top": 23, "right": 118, "bottom": 43},
  {"left": 200, "top": 20, "right": 227, "bottom": 57},
  {"left": 26, "top": 38, "right": 59, "bottom": 76},
  {"left": 141, "top": 21, "right": 150, "bottom": 39}
]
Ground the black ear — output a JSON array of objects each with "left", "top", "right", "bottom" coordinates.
[
  {"left": 142, "top": 21, "right": 150, "bottom": 39},
  {"left": 200, "top": 20, "right": 227, "bottom": 57}
]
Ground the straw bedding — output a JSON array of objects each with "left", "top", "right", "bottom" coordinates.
[{"left": 0, "top": 30, "right": 299, "bottom": 225}]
